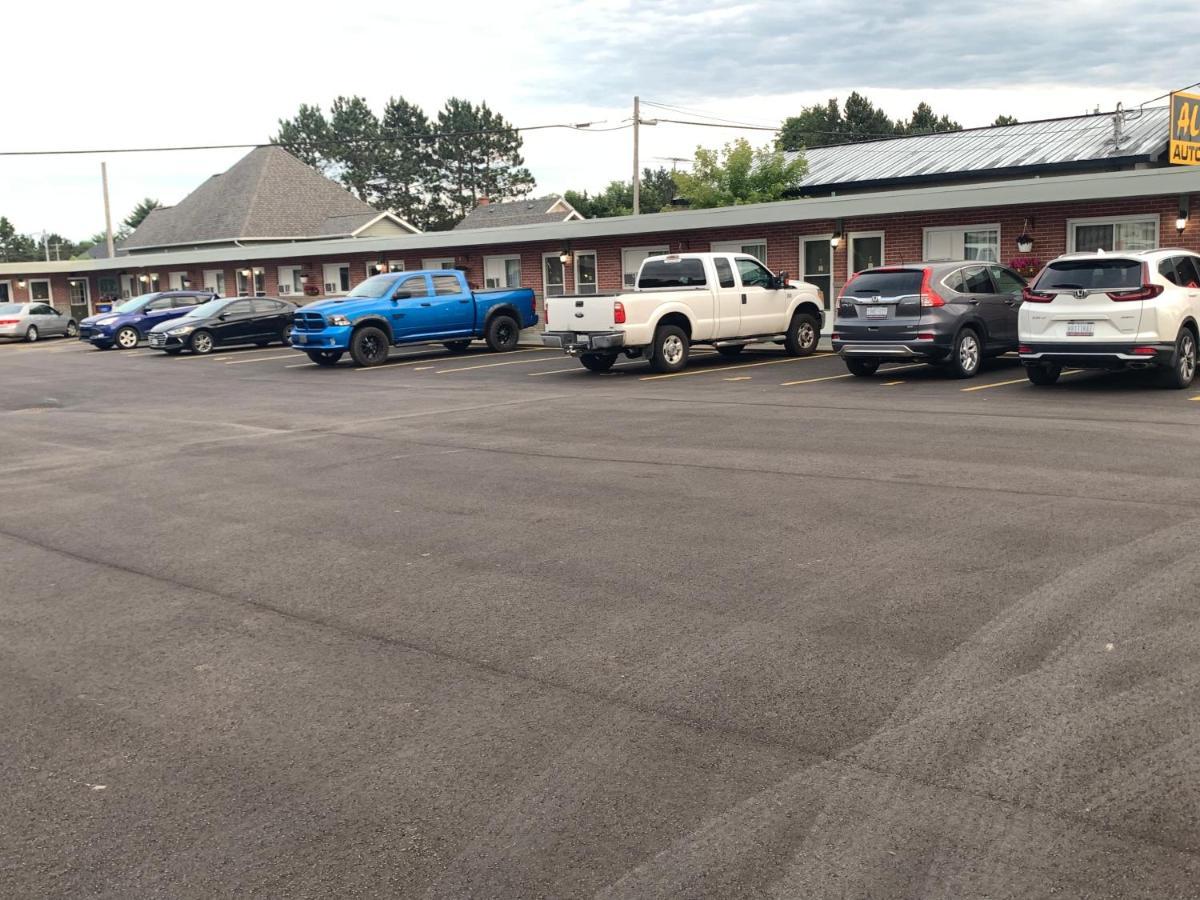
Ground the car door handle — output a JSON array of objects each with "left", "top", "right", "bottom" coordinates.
[
  {"left": 420, "top": 302, "right": 432, "bottom": 307},
  {"left": 966, "top": 299, "right": 979, "bottom": 305},
  {"left": 458, "top": 299, "right": 470, "bottom": 303},
  {"left": 741, "top": 294, "right": 747, "bottom": 304}
]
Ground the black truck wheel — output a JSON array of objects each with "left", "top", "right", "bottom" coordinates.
[
  {"left": 485, "top": 314, "right": 520, "bottom": 352},
  {"left": 349, "top": 326, "right": 390, "bottom": 367}
]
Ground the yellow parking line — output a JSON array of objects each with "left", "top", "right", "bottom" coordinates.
[
  {"left": 433, "top": 352, "right": 565, "bottom": 374},
  {"left": 527, "top": 351, "right": 717, "bottom": 377},
  {"left": 780, "top": 362, "right": 923, "bottom": 387},
  {"left": 639, "top": 353, "right": 833, "bottom": 381},
  {"left": 223, "top": 353, "right": 297, "bottom": 365},
  {"left": 882, "top": 380, "right": 905, "bottom": 386},
  {"left": 355, "top": 346, "right": 546, "bottom": 372},
  {"left": 961, "top": 368, "right": 1083, "bottom": 392}
]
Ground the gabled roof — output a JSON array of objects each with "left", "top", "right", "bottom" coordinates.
[
  {"left": 453, "top": 195, "right": 582, "bottom": 230},
  {"left": 122, "top": 146, "right": 417, "bottom": 251},
  {"left": 788, "top": 106, "right": 1172, "bottom": 193}
]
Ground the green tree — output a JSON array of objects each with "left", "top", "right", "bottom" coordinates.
[
  {"left": 123, "top": 197, "right": 161, "bottom": 232},
  {"left": 776, "top": 98, "right": 842, "bottom": 151},
  {"left": 0, "top": 217, "right": 41, "bottom": 262},
  {"left": 564, "top": 167, "right": 677, "bottom": 217},
  {"left": 900, "top": 102, "right": 962, "bottom": 135},
  {"left": 429, "top": 98, "right": 535, "bottom": 229},
  {"left": 376, "top": 97, "right": 438, "bottom": 230},
  {"left": 672, "top": 138, "right": 807, "bottom": 209},
  {"left": 274, "top": 103, "right": 332, "bottom": 171},
  {"left": 328, "top": 95, "right": 382, "bottom": 201},
  {"left": 992, "top": 114, "right": 1020, "bottom": 127},
  {"left": 841, "top": 91, "right": 896, "bottom": 141}
]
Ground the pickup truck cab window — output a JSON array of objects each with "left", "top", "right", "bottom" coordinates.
[
  {"left": 392, "top": 274, "right": 431, "bottom": 299},
  {"left": 432, "top": 274, "right": 463, "bottom": 295},
  {"left": 638, "top": 258, "right": 707, "bottom": 289},
  {"left": 735, "top": 258, "right": 773, "bottom": 288},
  {"left": 714, "top": 258, "right": 736, "bottom": 288}
]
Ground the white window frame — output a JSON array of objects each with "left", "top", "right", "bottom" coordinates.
[
  {"left": 322, "top": 262, "right": 351, "bottom": 295},
  {"left": 67, "top": 277, "right": 91, "bottom": 310},
  {"left": 847, "top": 231, "right": 885, "bottom": 275},
  {"left": 203, "top": 269, "right": 226, "bottom": 296},
  {"left": 922, "top": 223, "right": 1001, "bottom": 262},
  {"left": 621, "top": 245, "right": 670, "bottom": 287},
  {"left": 168, "top": 271, "right": 188, "bottom": 290},
  {"left": 277, "top": 265, "right": 303, "bottom": 296},
  {"left": 483, "top": 254, "right": 522, "bottom": 289},
  {"left": 27, "top": 278, "right": 53, "bottom": 303},
  {"left": 573, "top": 250, "right": 599, "bottom": 295},
  {"left": 236, "top": 267, "right": 265, "bottom": 297},
  {"left": 542, "top": 251, "right": 567, "bottom": 298},
  {"left": 386, "top": 260, "right": 405, "bottom": 273},
  {"left": 1066, "top": 214, "right": 1160, "bottom": 253},
  {"left": 364, "top": 260, "right": 385, "bottom": 278},
  {"left": 422, "top": 257, "right": 456, "bottom": 270},
  {"left": 0, "top": 280, "right": 11, "bottom": 304},
  {"left": 711, "top": 239, "right": 768, "bottom": 265}
]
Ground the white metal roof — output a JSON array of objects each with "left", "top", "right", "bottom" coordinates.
[{"left": 1, "top": 165, "right": 1197, "bottom": 277}]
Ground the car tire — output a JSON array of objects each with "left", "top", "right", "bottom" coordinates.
[
  {"left": 443, "top": 340, "right": 472, "bottom": 353},
  {"left": 945, "top": 327, "right": 982, "bottom": 378},
  {"left": 115, "top": 326, "right": 140, "bottom": 350},
  {"left": 485, "top": 314, "right": 520, "bottom": 352},
  {"left": 24, "top": 325, "right": 38, "bottom": 343},
  {"left": 845, "top": 357, "right": 880, "bottom": 377},
  {"left": 279, "top": 328, "right": 291, "bottom": 347},
  {"left": 189, "top": 330, "right": 214, "bottom": 354},
  {"left": 65, "top": 320, "right": 78, "bottom": 338},
  {"left": 784, "top": 312, "right": 819, "bottom": 356},
  {"left": 716, "top": 345, "right": 744, "bottom": 358},
  {"left": 648, "top": 324, "right": 689, "bottom": 373},
  {"left": 1025, "top": 363, "right": 1061, "bottom": 386},
  {"left": 1158, "top": 328, "right": 1197, "bottom": 390},
  {"left": 307, "top": 350, "right": 343, "bottom": 366},
  {"left": 350, "top": 325, "right": 390, "bottom": 367},
  {"left": 579, "top": 353, "right": 617, "bottom": 372}
]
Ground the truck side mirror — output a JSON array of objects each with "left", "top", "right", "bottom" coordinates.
[{"left": 391, "top": 290, "right": 412, "bottom": 301}]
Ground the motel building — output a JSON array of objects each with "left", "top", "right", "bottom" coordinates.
[{"left": 1, "top": 107, "right": 1198, "bottom": 328}]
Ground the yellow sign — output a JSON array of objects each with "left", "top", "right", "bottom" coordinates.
[{"left": 1170, "top": 90, "right": 1200, "bottom": 165}]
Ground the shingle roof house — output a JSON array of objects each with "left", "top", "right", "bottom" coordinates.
[
  {"left": 453, "top": 195, "right": 583, "bottom": 231},
  {"left": 122, "top": 146, "right": 419, "bottom": 254}
]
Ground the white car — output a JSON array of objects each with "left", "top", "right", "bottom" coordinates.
[
  {"left": 1019, "top": 248, "right": 1200, "bottom": 389},
  {"left": 541, "top": 252, "right": 824, "bottom": 373},
  {"left": 0, "top": 302, "right": 79, "bottom": 342}
]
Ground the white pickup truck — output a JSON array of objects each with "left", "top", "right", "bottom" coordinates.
[{"left": 541, "top": 252, "right": 824, "bottom": 372}]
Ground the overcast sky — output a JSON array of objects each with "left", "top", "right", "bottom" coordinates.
[{"left": 3, "top": 0, "right": 1196, "bottom": 242}]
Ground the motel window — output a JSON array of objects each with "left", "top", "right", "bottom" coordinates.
[
  {"left": 422, "top": 258, "right": 456, "bottom": 270},
  {"left": 0, "top": 281, "right": 10, "bottom": 303},
  {"left": 278, "top": 266, "right": 304, "bottom": 296},
  {"left": 924, "top": 226, "right": 999, "bottom": 262},
  {"left": 1068, "top": 217, "right": 1158, "bottom": 253},
  {"left": 849, "top": 233, "right": 884, "bottom": 274},
  {"left": 387, "top": 260, "right": 405, "bottom": 273},
  {"left": 543, "top": 253, "right": 565, "bottom": 297},
  {"left": 236, "top": 268, "right": 266, "bottom": 296},
  {"left": 203, "top": 270, "right": 226, "bottom": 296},
  {"left": 120, "top": 275, "right": 136, "bottom": 298},
  {"left": 574, "top": 251, "right": 598, "bottom": 295},
  {"left": 484, "top": 255, "right": 522, "bottom": 289},
  {"left": 323, "top": 263, "right": 351, "bottom": 295},
  {"left": 29, "top": 279, "right": 52, "bottom": 301},
  {"left": 711, "top": 239, "right": 767, "bottom": 265},
  {"left": 97, "top": 276, "right": 118, "bottom": 299},
  {"left": 622, "top": 246, "right": 669, "bottom": 286},
  {"left": 168, "top": 271, "right": 188, "bottom": 290}
]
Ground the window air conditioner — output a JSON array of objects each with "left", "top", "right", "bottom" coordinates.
[{"left": 325, "top": 282, "right": 337, "bottom": 293}]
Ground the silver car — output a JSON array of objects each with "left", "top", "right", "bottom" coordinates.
[{"left": 0, "top": 302, "right": 79, "bottom": 342}]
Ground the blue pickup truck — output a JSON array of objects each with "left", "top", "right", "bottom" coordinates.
[{"left": 290, "top": 269, "right": 537, "bottom": 367}]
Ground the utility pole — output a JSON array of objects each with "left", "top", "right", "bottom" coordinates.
[
  {"left": 101, "top": 162, "right": 116, "bottom": 258},
  {"left": 633, "top": 96, "right": 641, "bottom": 216}
]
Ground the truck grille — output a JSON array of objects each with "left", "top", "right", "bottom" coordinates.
[{"left": 293, "top": 312, "right": 326, "bottom": 331}]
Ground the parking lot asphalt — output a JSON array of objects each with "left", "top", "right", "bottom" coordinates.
[{"left": 4, "top": 336, "right": 1200, "bottom": 899}]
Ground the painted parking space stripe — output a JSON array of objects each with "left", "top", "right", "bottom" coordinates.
[
  {"left": 434, "top": 351, "right": 566, "bottom": 373},
  {"left": 779, "top": 363, "right": 925, "bottom": 387},
  {"left": 527, "top": 351, "right": 718, "bottom": 377},
  {"left": 354, "top": 347, "right": 547, "bottom": 373},
  {"left": 960, "top": 369, "right": 1083, "bottom": 392},
  {"left": 639, "top": 352, "right": 834, "bottom": 381},
  {"left": 223, "top": 353, "right": 300, "bottom": 365}
]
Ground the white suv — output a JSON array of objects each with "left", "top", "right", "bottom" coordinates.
[{"left": 1019, "top": 248, "right": 1200, "bottom": 389}]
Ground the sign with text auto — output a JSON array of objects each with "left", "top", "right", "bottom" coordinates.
[{"left": 1170, "top": 90, "right": 1200, "bottom": 165}]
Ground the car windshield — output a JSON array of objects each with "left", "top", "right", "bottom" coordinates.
[
  {"left": 1036, "top": 259, "right": 1142, "bottom": 291},
  {"left": 181, "top": 299, "right": 229, "bottom": 319},
  {"left": 111, "top": 294, "right": 155, "bottom": 314},
  {"left": 0, "top": 303, "right": 23, "bottom": 314},
  {"left": 347, "top": 275, "right": 400, "bottom": 299},
  {"left": 845, "top": 270, "right": 924, "bottom": 297}
]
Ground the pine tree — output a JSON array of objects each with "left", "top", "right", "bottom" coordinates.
[
  {"left": 376, "top": 97, "right": 438, "bottom": 229},
  {"left": 123, "top": 197, "right": 161, "bottom": 231},
  {"left": 274, "top": 104, "right": 332, "bottom": 171},
  {"left": 328, "top": 96, "right": 381, "bottom": 201}
]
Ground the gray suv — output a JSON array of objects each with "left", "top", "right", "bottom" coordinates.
[{"left": 831, "top": 261, "right": 1026, "bottom": 378}]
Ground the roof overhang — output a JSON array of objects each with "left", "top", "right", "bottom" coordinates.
[{"left": 3, "top": 166, "right": 1197, "bottom": 276}]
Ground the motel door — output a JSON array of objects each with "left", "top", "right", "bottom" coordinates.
[
  {"left": 67, "top": 278, "right": 91, "bottom": 320},
  {"left": 801, "top": 238, "right": 834, "bottom": 324}
]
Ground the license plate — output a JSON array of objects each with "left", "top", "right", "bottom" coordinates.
[
  {"left": 294, "top": 334, "right": 306, "bottom": 343},
  {"left": 864, "top": 306, "right": 888, "bottom": 319},
  {"left": 576, "top": 333, "right": 591, "bottom": 343},
  {"left": 1066, "top": 321, "right": 1094, "bottom": 337}
]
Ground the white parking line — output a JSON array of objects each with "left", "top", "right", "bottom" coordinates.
[
  {"left": 639, "top": 353, "right": 834, "bottom": 381},
  {"left": 353, "top": 347, "right": 547, "bottom": 373},
  {"left": 223, "top": 353, "right": 299, "bottom": 365},
  {"left": 526, "top": 351, "right": 717, "bottom": 377},
  {"left": 434, "top": 351, "right": 564, "bottom": 373},
  {"left": 779, "top": 363, "right": 924, "bottom": 387}
]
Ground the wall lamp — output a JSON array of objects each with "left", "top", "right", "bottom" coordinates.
[
  {"left": 1177, "top": 196, "right": 1190, "bottom": 235},
  {"left": 558, "top": 248, "right": 573, "bottom": 265},
  {"left": 17, "top": 278, "right": 26, "bottom": 288},
  {"left": 138, "top": 274, "right": 150, "bottom": 283},
  {"left": 830, "top": 219, "right": 844, "bottom": 249}
]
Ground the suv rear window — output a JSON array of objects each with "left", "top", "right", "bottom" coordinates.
[
  {"left": 1035, "top": 259, "right": 1141, "bottom": 291},
  {"left": 638, "top": 258, "right": 706, "bottom": 289},
  {"left": 845, "top": 270, "right": 924, "bottom": 297}
]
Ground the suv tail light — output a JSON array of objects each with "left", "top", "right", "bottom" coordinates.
[
  {"left": 1022, "top": 287, "right": 1055, "bottom": 303},
  {"left": 613, "top": 300, "right": 626, "bottom": 324},
  {"left": 1131, "top": 346, "right": 1159, "bottom": 355},
  {"left": 918, "top": 267, "right": 943, "bottom": 308}
]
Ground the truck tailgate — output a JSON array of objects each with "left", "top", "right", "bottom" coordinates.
[{"left": 546, "top": 295, "right": 615, "bottom": 332}]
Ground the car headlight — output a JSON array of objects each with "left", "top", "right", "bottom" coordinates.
[
  {"left": 327, "top": 314, "right": 350, "bottom": 327},
  {"left": 94, "top": 317, "right": 116, "bottom": 326},
  {"left": 167, "top": 325, "right": 195, "bottom": 335}
]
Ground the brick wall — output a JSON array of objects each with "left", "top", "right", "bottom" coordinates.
[{"left": 6, "top": 193, "right": 1197, "bottom": 317}]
